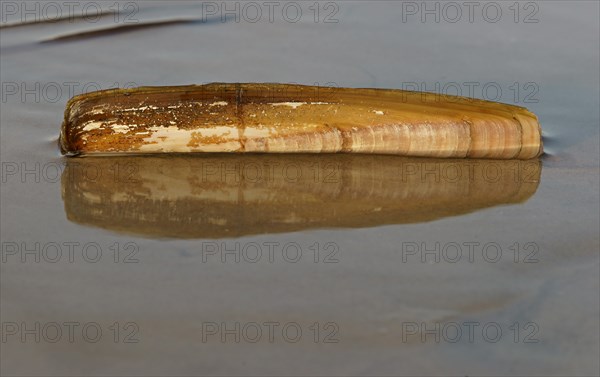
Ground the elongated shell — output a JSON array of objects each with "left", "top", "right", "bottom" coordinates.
[{"left": 60, "top": 83, "right": 542, "bottom": 159}]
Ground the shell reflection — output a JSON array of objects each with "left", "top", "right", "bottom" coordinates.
[{"left": 61, "top": 155, "right": 541, "bottom": 238}]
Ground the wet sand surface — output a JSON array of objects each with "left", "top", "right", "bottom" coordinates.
[{"left": 1, "top": 1, "right": 598, "bottom": 375}]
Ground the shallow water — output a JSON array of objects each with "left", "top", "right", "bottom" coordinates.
[{"left": 1, "top": 1, "right": 598, "bottom": 375}]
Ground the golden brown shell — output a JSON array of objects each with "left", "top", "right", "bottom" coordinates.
[{"left": 60, "top": 83, "right": 542, "bottom": 159}]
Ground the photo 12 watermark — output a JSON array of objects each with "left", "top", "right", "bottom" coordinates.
[
  {"left": 398, "top": 1, "right": 540, "bottom": 24},
  {"left": 1, "top": 161, "right": 139, "bottom": 184},
  {"left": 1, "top": 321, "right": 140, "bottom": 344},
  {"left": 401, "top": 321, "right": 540, "bottom": 344},
  {"left": 400, "top": 241, "right": 540, "bottom": 264},
  {"left": 1, "top": 241, "right": 140, "bottom": 264},
  {"left": 189, "top": 160, "right": 343, "bottom": 184},
  {"left": 196, "top": 241, "right": 340, "bottom": 264},
  {"left": 397, "top": 160, "right": 541, "bottom": 184},
  {"left": 198, "top": 1, "right": 340, "bottom": 24},
  {"left": 200, "top": 321, "right": 340, "bottom": 343},
  {"left": 1, "top": 81, "right": 138, "bottom": 104},
  {"left": 400, "top": 81, "right": 539, "bottom": 104},
  {"left": 0, "top": 1, "right": 139, "bottom": 26}
]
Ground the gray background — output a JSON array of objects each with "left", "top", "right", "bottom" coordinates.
[{"left": 1, "top": 1, "right": 599, "bottom": 375}]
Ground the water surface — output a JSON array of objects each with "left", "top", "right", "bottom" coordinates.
[{"left": 1, "top": 1, "right": 598, "bottom": 375}]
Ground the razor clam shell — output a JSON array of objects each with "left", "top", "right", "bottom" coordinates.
[{"left": 60, "top": 83, "right": 543, "bottom": 159}]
